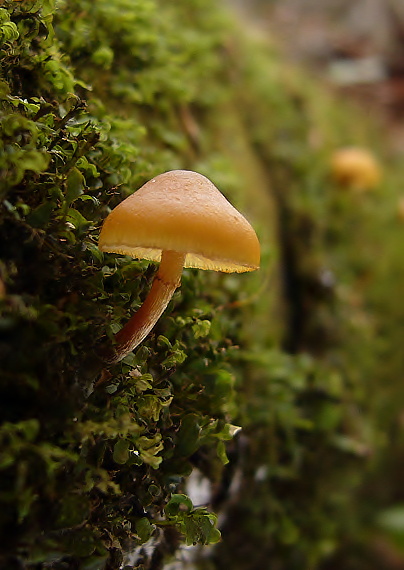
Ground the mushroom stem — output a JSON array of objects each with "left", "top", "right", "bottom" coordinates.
[{"left": 108, "top": 250, "right": 186, "bottom": 363}]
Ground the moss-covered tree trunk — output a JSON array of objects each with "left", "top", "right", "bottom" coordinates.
[{"left": 1, "top": 1, "right": 399, "bottom": 569}]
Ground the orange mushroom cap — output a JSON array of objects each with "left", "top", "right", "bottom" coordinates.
[
  {"left": 99, "top": 170, "right": 260, "bottom": 273},
  {"left": 330, "top": 147, "right": 382, "bottom": 190}
]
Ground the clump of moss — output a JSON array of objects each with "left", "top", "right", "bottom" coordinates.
[{"left": 0, "top": 1, "right": 237, "bottom": 567}]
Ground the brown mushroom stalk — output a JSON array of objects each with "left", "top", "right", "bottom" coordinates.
[{"left": 112, "top": 250, "right": 185, "bottom": 362}]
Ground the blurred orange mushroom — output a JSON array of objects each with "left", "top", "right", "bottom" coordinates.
[{"left": 330, "top": 147, "right": 382, "bottom": 191}]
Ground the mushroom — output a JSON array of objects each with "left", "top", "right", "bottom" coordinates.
[
  {"left": 98, "top": 170, "right": 260, "bottom": 363},
  {"left": 330, "top": 147, "right": 382, "bottom": 192}
]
